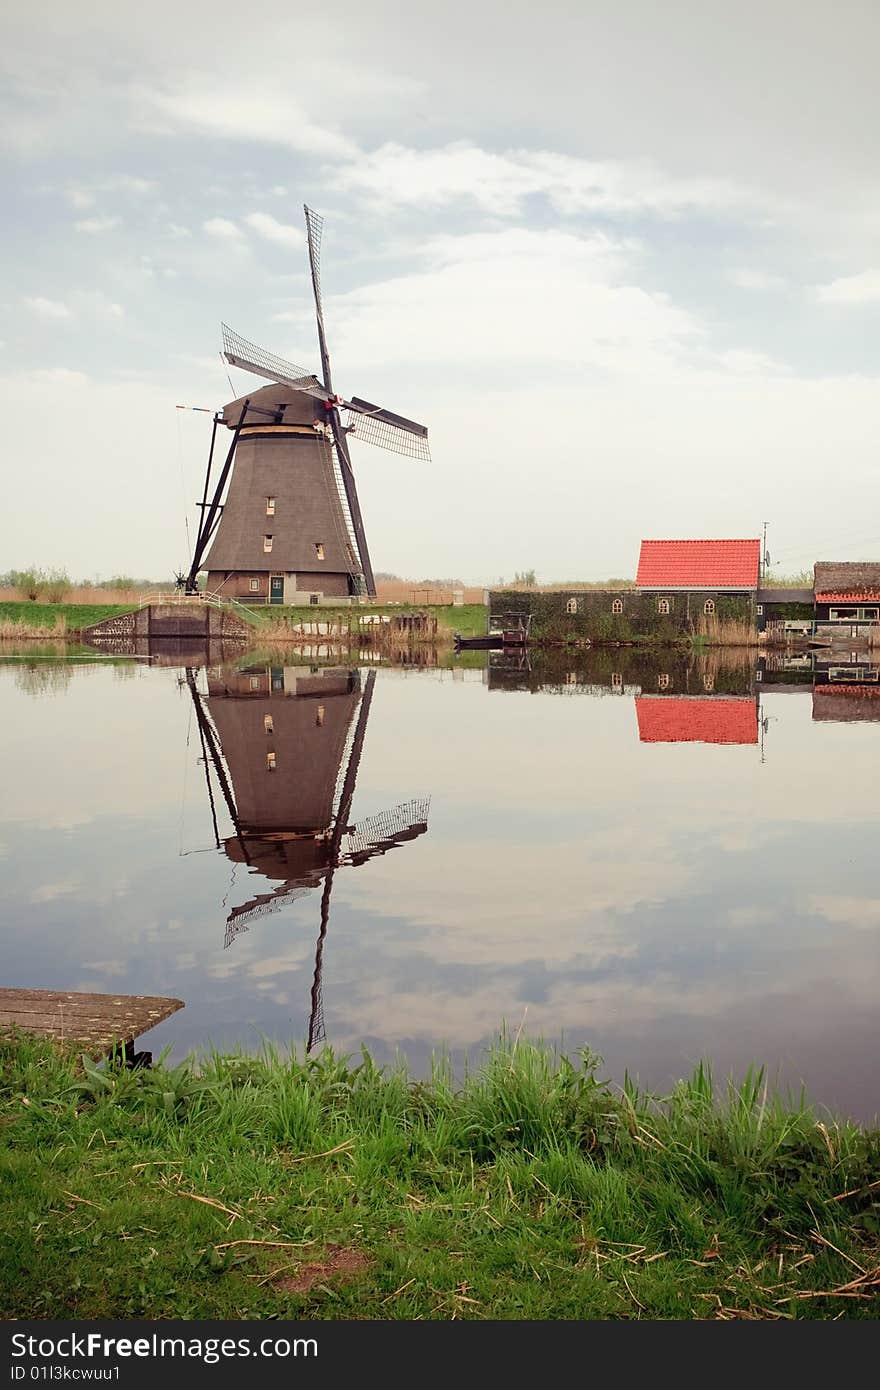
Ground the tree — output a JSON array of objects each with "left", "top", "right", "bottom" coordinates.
[
  {"left": 12, "top": 567, "right": 44, "bottom": 602},
  {"left": 513, "top": 569, "right": 536, "bottom": 587},
  {"left": 44, "top": 568, "right": 71, "bottom": 603}
]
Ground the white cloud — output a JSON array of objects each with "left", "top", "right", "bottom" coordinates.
[
  {"left": 139, "top": 79, "right": 357, "bottom": 158},
  {"left": 24, "top": 296, "right": 71, "bottom": 320},
  {"left": 74, "top": 215, "right": 122, "bottom": 233},
  {"left": 334, "top": 140, "right": 756, "bottom": 218},
  {"left": 729, "top": 268, "right": 787, "bottom": 291},
  {"left": 244, "top": 212, "right": 304, "bottom": 249},
  {"left": 815, "top": 269, "right": 880, "bottom": 305},
  {"left": 329, "top": 227, "right": 699, "bottom": 374},
  {"left": 203, "top": 217, "right": 242, "bottom": 240},
  {"left": 166, "top": 222, "right": 192, "bottom": 238}
]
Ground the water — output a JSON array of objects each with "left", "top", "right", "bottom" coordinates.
[{"left": 1, "top": 645, "right": 878, "bottom": 1121}]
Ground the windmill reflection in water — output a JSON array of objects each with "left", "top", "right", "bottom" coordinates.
[{"left": 185, "top": 664, "right": 429, "bottom": 1050}]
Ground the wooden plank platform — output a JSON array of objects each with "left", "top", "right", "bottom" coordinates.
[{"left": 0, "top": 989, "right": 184, "bottom": 1057}]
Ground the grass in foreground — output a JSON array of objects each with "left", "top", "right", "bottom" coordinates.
[
  {"left": 1, "top": 1036, "right": 878, "bottom": 1320},
  {"left": 0, "top": 602, "right": 131, "bottom": 637}
]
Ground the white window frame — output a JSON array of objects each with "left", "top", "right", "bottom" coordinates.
[
  {"left": 657, "top": 598, "right": 671, "bottom": 615},
  {"left": 249, "top": 577, "right": 260, "bottom": 593},
  {"left": 315, "top": 542, "right": 325, "bottom": 560},
  {"left": 263, "top": 535, "right": 273, "bottom": 553},
  {"left": 265, "top": 497, "right": 276, "bottom": 516},
  {"left": 612, "top": 598, "right": 623, "bottom": 615},
  {"left": 703, "top": 599, "right": 716, "bottom": 616},
  {"left": 565, "top": 597, "right": 578, "bottom": 614}
]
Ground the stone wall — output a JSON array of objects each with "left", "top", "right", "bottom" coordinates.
[{"left": 488, "top": 589, "right": 755, "bottom": 642}]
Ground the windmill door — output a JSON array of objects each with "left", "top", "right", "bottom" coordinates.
[{"left": 269, "top": 576, "right": 284, "bottom": 605}]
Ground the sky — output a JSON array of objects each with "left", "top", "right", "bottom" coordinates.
[{"left": 2, "top": 0, "right": 879, "bottom": 584}]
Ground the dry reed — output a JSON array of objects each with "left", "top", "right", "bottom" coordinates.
[
  {"left": 0, "top": 616, "right": 68, "bottom": 640},
  {"left": 696, "top": 615, "right": 759, "bottom": 648}
]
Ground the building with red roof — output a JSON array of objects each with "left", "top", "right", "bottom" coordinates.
[
  {"left": 636, "top": 696, "right": 759, "bottom": 745},
  {"left": 637, "top": 539, "right": 761, "bottom": 591}
]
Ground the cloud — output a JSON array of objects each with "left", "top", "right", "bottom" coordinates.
[
  {"left": 815, "top": 270, "right": 880, "bottom": 305},
  {"left": 328, "top": 227, "right": 699, "bottom": 374},
  {"left": 334, "top": 140, "right": 756, "bottom": 218},
  {"left": 24, "top": 296, "right": 71, "bottom": 320},
  {"left": 203, "top": 217, "right": 242, "bottom": 240},
  {"left": 139, "top": 79, "right": 357, "bottom": 159},
  {"left": 244, "top": 212, "right": 304, "bottom": 249},
  {"left": 74, "top": 215, "right": 122, "bottom": 233},
  {"left": 729, "top": 268, "right": 787, "bottom": 291},
  {"left": 166, "top": 222, "right": 192, "bottom": 239}
]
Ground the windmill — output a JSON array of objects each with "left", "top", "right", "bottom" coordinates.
[
  {"left": 186, "top": 663, "right": 429, "bottom": 1050},
  {"left": 184, "top": 206, "right": 430, "bottom": 603}
]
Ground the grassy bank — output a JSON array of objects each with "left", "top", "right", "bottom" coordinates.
[
  {"left": 1, "top": 1035, "right": 877, "bottom": 1320},
  {"left": 0, "top": 602, "right": 130, "bottom": 638}
]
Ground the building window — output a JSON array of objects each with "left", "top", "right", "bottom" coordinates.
[
  {"left": 263, "top": 714, "right": 274, "bottom": 735},
  {"left": 755, "top": 670, "right": 762, "bottom": 682},
  {"left": 612, "top": 598, "right": 623, "bottom": 615},
  {"left": 249, "top": 578, "right": 260, "bottom": 593},
  {"left": 266, "top": 751, "right": 276, "bottom": 771},
  {"left": 658, "top": 673, "right": 670, "bottom": 690},
  {"left": 309, "top": 594, "right": 319, "bottom": 606},
  {"left": 657, "top": 598, "right": 670, "bottom": 615},
  {"left": 756, "top": 604, "right": 763, "bottom": 616},
  {"left": 703, "top": 674, "right": 715, "bottom": 692},
  {"left": 566, "top": 672, "right": 577, "bottom": 685},
  {"left": 315, "top": 543, "right": 325, "bottom": 560},
  {"left": 861, "top": 607, "right": 879, "bottom": 621},
  {"left": 249, "top": 675, "right": 261, "bottom": 690},
  {"left": 316, "top": 704, "right": 325, "bottom": 727},
  {"left": 565, "top": 598, "right": 578, "bottom": 614},
  {"left": 830, "top": 608, "right": 857, "bottom": 621},
  {"left": 611, "top": 671, "right": 623, "bottom": 689},
  {"left": 263, "top": 535, "right": 273, "bottom": 553},
  {"left": 266, "top": 497, "right": 275, "bottom": 516},
  {"left": 704, "top": 599, "right": 716, "bottom": 616}
]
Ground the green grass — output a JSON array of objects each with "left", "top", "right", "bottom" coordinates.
[
  {"left": 0, "top": 602, "right": 131, "bottom": 633},
  {"left": 1, "top": 1035, "right": 877, "bottom": 1320}
]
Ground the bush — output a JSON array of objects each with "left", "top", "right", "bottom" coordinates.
[
  {"left": 43, "top": 569, "right": 71, "bottom": 603},
  {"left": 12, "top": 568, "right": 44, "bottom": 602}
]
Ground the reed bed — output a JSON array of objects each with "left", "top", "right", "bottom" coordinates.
[
  {"left": 0, "top": 615, "right": 68, "bottom": 640},
  {"left": 1, "top": 1033, "right": 877, "bottom": 1320},
  {"left": 695, "top": 615, "right": 760, "bottom": 648},
  {"left": 0, "top": 584, "right": 146, "bottom": 606}
]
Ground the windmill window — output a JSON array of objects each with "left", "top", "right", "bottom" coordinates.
[
  {"left": 565, "top": 598, "right": 578, "bottom": 614},
  {"left": 315, "top": 543, "right": 325, "bottom": 560},
  {"left": 316, "top": 704, "right": 325, "bottom": 727},
  {"left": 266, "top": 497, "right": 276, "bottom": 516},
  {"left": 704, "top": 599, "right": 716, "bottom": 616},
  {"left": 266, "top": 751, "right": 276, "bottom": 771},
  {"left": 263, "top": 535, "right": 273, "bottom": 553},
  {"left": 249, "top": 578, "right": 260, "bottom": 593},
  {"left": 611, "top": 671, "right": 623, "bottom": 688},
  {"left": 612, "top": 598, "right": 623, "bottom": 615},
  {"left": 704, "top": 674, "right": 715, "bottom": 691},
  {"left": 658, "top": 673, "right": 671, "bottom": 690},
  {"left": 263, "top": 714, "right": 274, "bottom": 735},
  {"left": 657, "top": 598, "right": 671, "bottom": 615}
]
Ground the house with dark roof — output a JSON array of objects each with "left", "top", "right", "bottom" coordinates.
[{"left": 813, "top": 562, "right": 880, "bottom": 641}]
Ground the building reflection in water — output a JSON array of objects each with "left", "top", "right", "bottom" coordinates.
[{"left": 186, "top": 664, "right": 429, "bottom": 1049}]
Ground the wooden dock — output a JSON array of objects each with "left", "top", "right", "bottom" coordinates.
[{"left": 0, "top": 989, "right": 184, "bottom": 1059}]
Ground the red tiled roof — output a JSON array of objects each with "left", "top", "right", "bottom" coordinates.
[
  {"left": 636, "top": 697, "right": 759, "bottom": 745},
  {"left": 816, "top": 592, "right": 880, "bottom": 603},
  {"left": 636, "top": 539, "right": 760, "bottom": 589}
]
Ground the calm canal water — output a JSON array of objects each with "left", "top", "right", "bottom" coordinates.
[{"left": 1, "top": 644, "right": 878, "bottom": 1121}]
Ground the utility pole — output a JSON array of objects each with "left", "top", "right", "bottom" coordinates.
[{"left": 761, "top": 521, "right": 769, "bottom": 583}]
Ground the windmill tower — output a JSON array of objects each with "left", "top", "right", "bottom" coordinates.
[
  {"left": 186, "top": 663, "right": 429, "bottom": 1049},
  {"left": 185, "top": 206, "right": 430, "bottom": 603}
]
